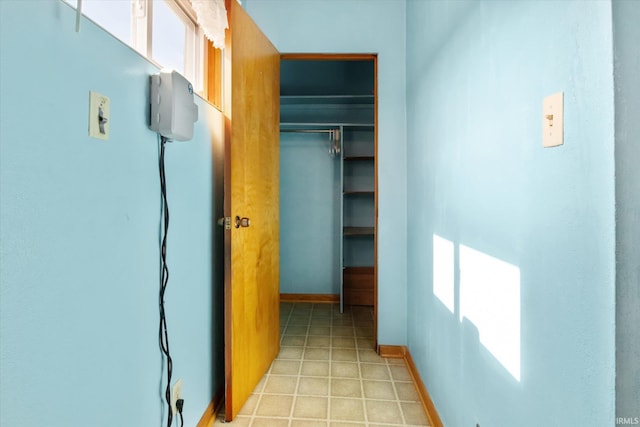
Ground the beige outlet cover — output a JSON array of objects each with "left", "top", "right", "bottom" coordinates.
[{"left": 542, "top": 92, "right": 563, "bottom": 148}]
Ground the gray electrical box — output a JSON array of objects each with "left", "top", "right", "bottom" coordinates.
[{"left": 149, "top": 70, "right": 198, "bottom": 141}]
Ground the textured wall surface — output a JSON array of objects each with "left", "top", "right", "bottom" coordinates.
[
  {"left": 614, "top": 0, "right": 640, "bottom": 420},
  {"left": 405, "top": 1, "right": 616, "bottom": 426},
  {"left": 0, "top": 2, "right": 225, "bottom": 426},
  {"left": 2, "top": 1, "right": 630, "bottom": 426},
  {"left": 280, "top": 133, "right": 341, "bottom": 295},
  {"left": 246, "top": 0, "right": 408, "bottom": 345}
]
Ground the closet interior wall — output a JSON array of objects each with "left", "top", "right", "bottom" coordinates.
[{"left": 279, "top": 58, "right": 376, "bottom": 311}]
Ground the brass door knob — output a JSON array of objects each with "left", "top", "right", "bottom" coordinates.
[{"left": 235, "top": 216, "right": 250, "bottom": 228}]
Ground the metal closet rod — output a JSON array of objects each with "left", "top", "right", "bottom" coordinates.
[
  {"left": 280, "top": 129, "right": 338, "bottom": 134},
  {"left": 280, "top": 128, "right": 341, "bottom": 157}
]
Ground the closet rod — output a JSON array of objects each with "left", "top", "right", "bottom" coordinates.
[
  {"left": 280, "top": 129, "right": 337, "bottom": 134},
  {"left": 280, "top": 128, "right": 341, "bottom": 157}
]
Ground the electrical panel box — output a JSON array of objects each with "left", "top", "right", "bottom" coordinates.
[{"left": 149, "top": 70, "right": 198, "bottom": 141}]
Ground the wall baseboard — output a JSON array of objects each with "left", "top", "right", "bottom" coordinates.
[
  {"left": 378, "top": 344, "right": 406, "bottom": 358},
  {"left": 280, "top": 293, "right": 339, "bottom": 303},
  {"left": 196, "top": 387, "right": 224, "bottom": 427},
  {"left": 379, "top": 345, "right": 443, "bottom": 427}
]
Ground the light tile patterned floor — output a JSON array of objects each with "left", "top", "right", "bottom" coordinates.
[{"left": 215, "top": 302, "right": 430, "bottom": 426}]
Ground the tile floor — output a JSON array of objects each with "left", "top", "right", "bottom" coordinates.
[{"left": 214, "top": 302, "right": 430, "bottom": 426}]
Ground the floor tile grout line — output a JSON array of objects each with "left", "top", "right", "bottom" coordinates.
[
  {"left": 286, "top": 304, "right": 312, "bottom": 426},
  {"left": 353, "top": 307, "right": 370, "bottom": 427},
  {"left": 387, "top": 358, "right": 408, "bottom": 426},
  {"left": 250, "top": 305, "right": 294, "bottom": 426},
  {"left": 256, "top": 304, "right": 292, "bottom": 427},
  {"left": 359, "top": 309, "right": 381, "bottom": 425}
]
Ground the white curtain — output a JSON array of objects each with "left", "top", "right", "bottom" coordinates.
[{"left": 191, "top": 0, "right": 228, "bottom": 49}]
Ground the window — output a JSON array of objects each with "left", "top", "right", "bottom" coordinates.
[
  {"left": 65, "top": 0, "right": 205, "bottom": 93},
  {"left": 152, "top": 1, "right": 188, "bottom": 75},
  {"left": 77, "top": 0, "right": 131, "bottom": 46}
]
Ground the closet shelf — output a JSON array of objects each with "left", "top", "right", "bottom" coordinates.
[
  {"left": 343, "top": 227, "right": 375, "bottom": 236},
  {"left": 343, "top": 266, "right": 374, "bottom": 271},
  {"left": 281, "top": 95, "right": 374, "bottom": 105},
  {"left": 281, "top": 122, "right": 373, "bottom": 129},
  {"left": 343, "top": 191, "right": 374, "bottom": 195},
  {"left": 344, "top": 155, "right": 374, "bottom": 161}
]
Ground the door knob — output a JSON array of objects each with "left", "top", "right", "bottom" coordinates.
[{"left": 235, "top": 216, "right": 250, "bottom": 228}]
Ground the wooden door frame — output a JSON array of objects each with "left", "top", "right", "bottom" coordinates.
[{"left": 280, "top": 53, "right": 379, "bottom": 349}]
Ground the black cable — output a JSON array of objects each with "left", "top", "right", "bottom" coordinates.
[
  {"left": 158, "top": 134, "right": 173, "bottom": 427},
  {"left": 177, "top": 399, "right": 185, "bottom": 427}
]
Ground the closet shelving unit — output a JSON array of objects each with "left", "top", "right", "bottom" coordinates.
[
  {"left": 280, "top": 59, "right": 375, "bottom": 312},
  {"left": 341, "top": 123, "right": 375, "bottom": 309}
]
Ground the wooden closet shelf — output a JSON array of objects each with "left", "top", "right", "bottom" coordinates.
[
  {"left": 343, "top": 266, "right": 374, "bottom": 272},
  {"left": 343, "top": 155, "right": 374, "bottom": 161},
  {"left": 343, "top": 191, "right": 374, "bottom": 195},
  {"left": 343, "top": 227, "right": 375, "bottom": 236}
]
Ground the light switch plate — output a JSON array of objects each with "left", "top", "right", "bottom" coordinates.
[
  {"left": 542, "top": 92, "right": 563, "bottom": 148},
  {"left": 88, "top": 91, "right": 110, "bottom": 140}
]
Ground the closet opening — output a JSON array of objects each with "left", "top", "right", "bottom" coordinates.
[{"left": 279, "top": 54, "right": 378, "bottom": 348}]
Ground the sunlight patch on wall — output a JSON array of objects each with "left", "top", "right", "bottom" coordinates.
[
  {"left": 433, "top": 234, "right": 455, "bottom": 313},
  {"left": 459, "top": 245, "right": 521, "bottom": 381}
]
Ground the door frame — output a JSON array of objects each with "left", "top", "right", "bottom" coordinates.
[{"left": 280, "top": 53, "right": 379, "bottom": 349}]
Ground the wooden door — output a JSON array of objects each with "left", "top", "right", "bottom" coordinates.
[{"left": 222, "top": 0, "right": 280, "bottom": 421}]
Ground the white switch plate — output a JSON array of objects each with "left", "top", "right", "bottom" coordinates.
[
  {"left": 542, "top": 92, "right": 563, "bottom": 148},
  {"left": 88, "top": 91, "right": 110, "bottom": 140}
]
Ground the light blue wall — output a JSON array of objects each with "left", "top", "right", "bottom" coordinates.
[
  {"left": 2, "top": 1, "right": 630, "bottom": 426},
  {"left": 246, "top": 0, "right": 408, "bottom": 345},
  {"left": 613, "top": 0, "right": 640, "bottom": 419},
  {"left": 280, "top": 133, "right": 341, "bottom": 294},
  {"left": 406, "top": 1, "right": 616, "bottom": 426},
  {"left": 0, "top": 2, "right": 224, "bottom": 426}
]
